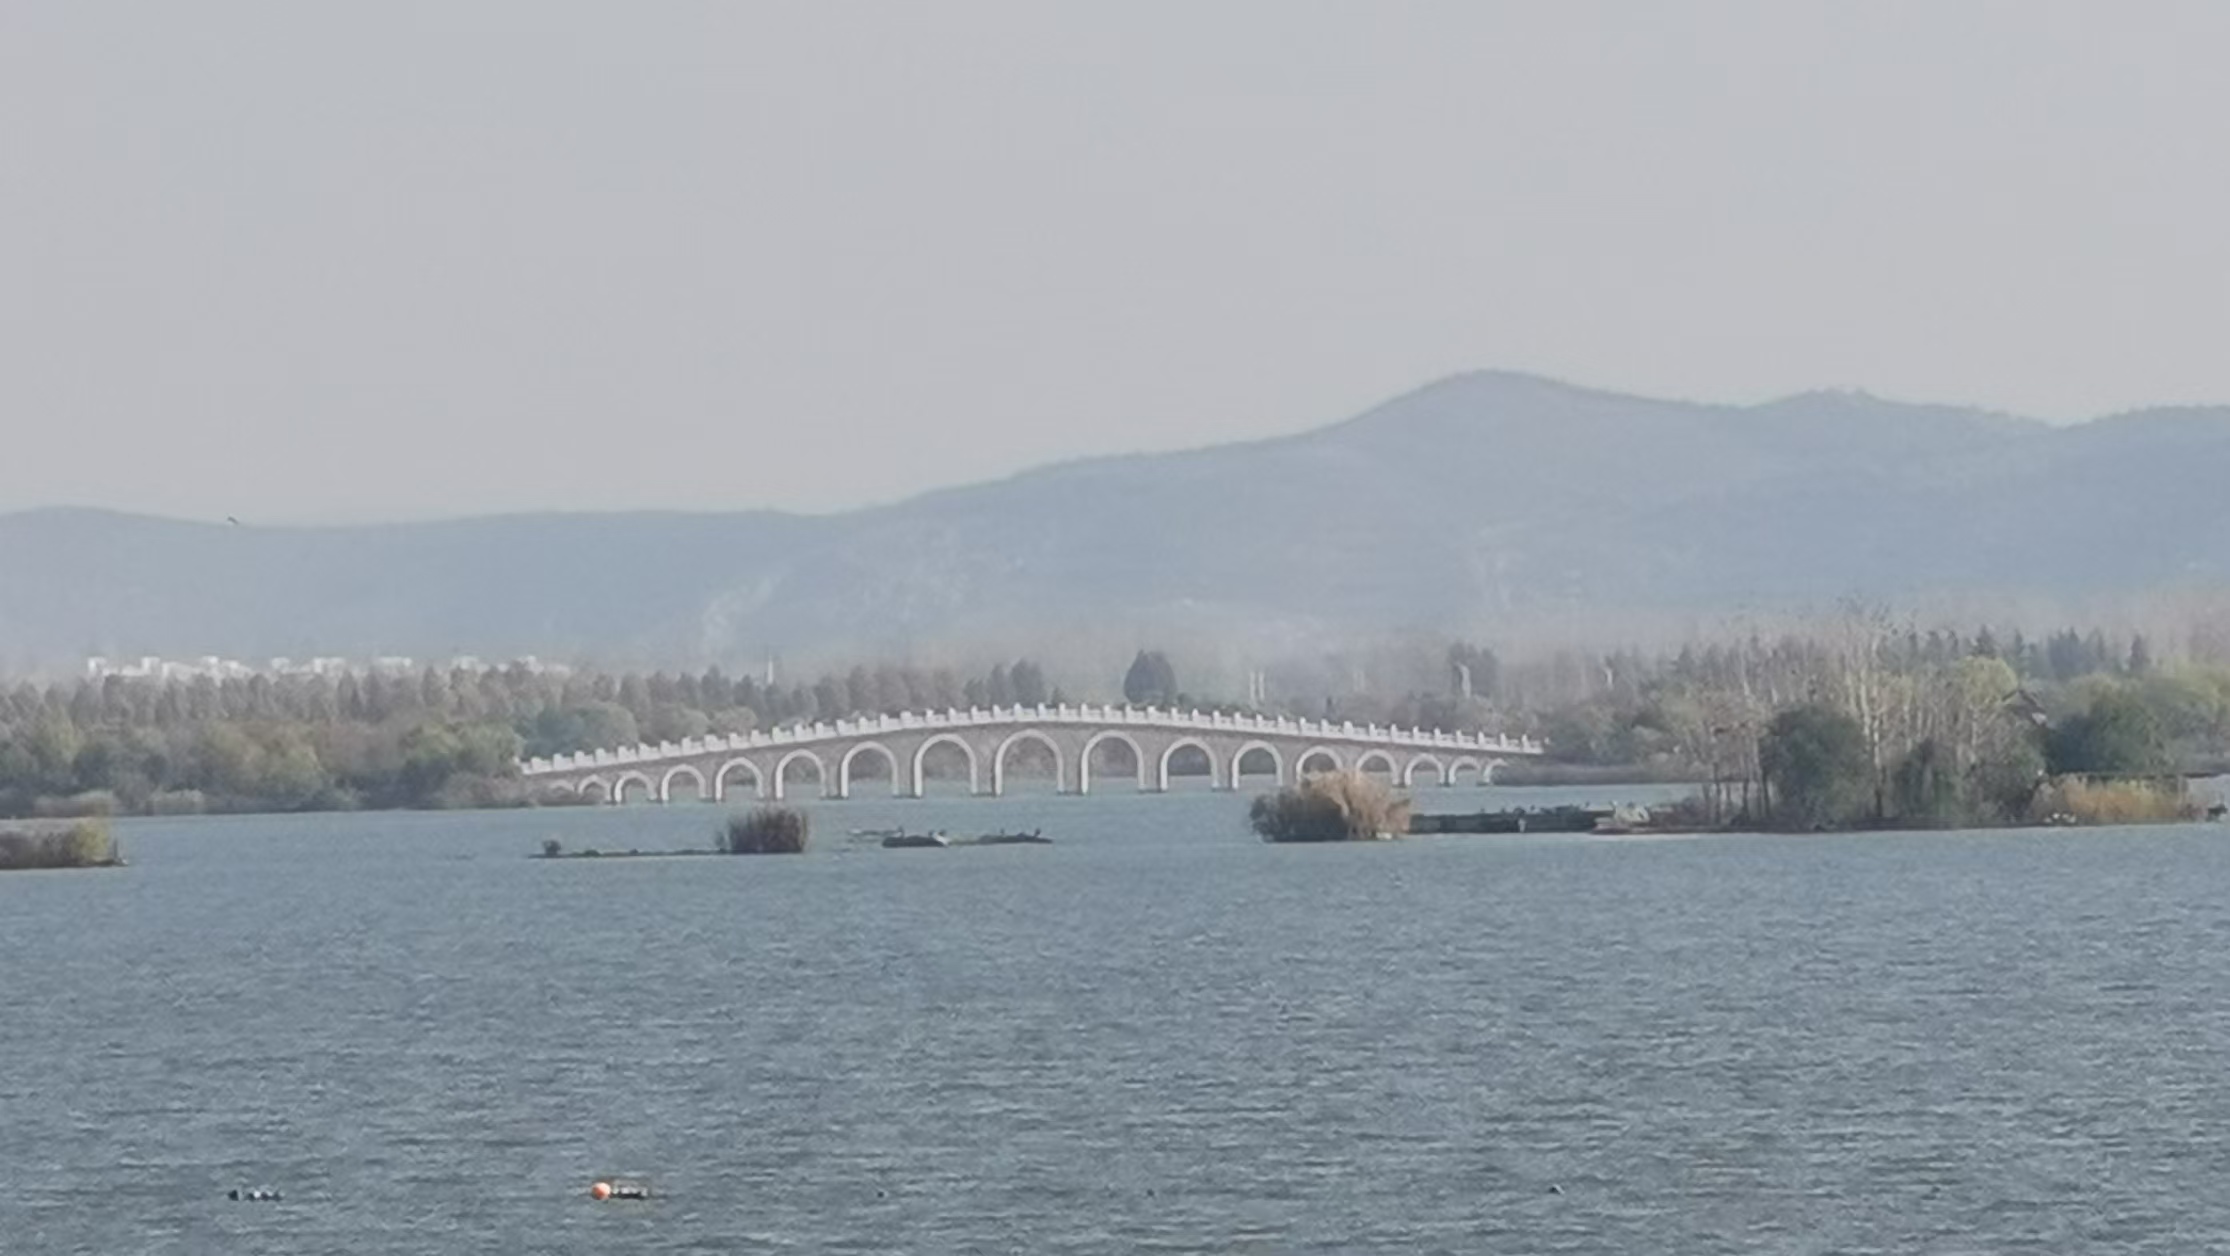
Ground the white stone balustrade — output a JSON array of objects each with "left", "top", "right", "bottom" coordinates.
[{"left": 521, "top": 704, "right": 1543, "bottom": 779}]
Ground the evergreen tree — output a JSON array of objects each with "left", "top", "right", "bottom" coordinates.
[
  {"left": 1009, "top": 660, "right": 1049, "bottom": 705},
  {"left": 2127, "top": 633, "right": 2156, "bottom": 675},
  {"left": 1123, "top": 650, "right": 1178, "bottom": 705},
  {"left": 2046, "top": 690, "right": 2167, "bottom": 776},
  {"left": 1759, "top": 703, "right": 1873, "bottom": 828}
]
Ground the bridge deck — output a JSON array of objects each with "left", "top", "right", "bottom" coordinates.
[{"left": 522, "top": 703, "right": 1541, "bottom": 777}]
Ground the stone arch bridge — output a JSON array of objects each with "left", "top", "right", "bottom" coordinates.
[{"left": 520, "top": 704, "right": 1544, "bottom": 805}]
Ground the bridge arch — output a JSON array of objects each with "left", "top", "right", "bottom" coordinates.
[
  {"left": 1156, "top": 737, "right": 1223, "bottom": 792},
  {"left": 910, "top": 733, "right": 981, "bottom": 797},
  {"left": 713, "top": 758, "right": 764, "bottom": 802},
  {"left": 613, "top": 771, "right": 655, "bottom": 805},
  {"left": 992, "top": 729, "right": 1066, "bottom": 796},
  {"left": 1079, "top": 730, "right": 1147, "bottom": 795},
  {"left": 840, "top": 742, "right": 901, "bottom": 799},
  {"left": 773, "top": 749, "right": 827, "bottom": 801},
  {"left": 527, "top": 711, "right": 1541, "bottom": 805},
  {"left": 1229, "top": 740, "right": 1285, "bottom": 786},
  {"left": 660, "top": 763, "right": 708, "bottom": 803},
  {"left": 1403, "top": 754, "right": 1446, "bottom": 788},
  {"left": 1354, "top": 749, "right": 1399, "bottom": 780}
]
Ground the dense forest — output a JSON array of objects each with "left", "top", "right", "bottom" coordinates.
[{"left": 2, "top": 617, "right": 2226, "bottom": 822}]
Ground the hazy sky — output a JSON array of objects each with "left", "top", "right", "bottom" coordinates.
[{"left": 5, "top": 2, "right": 2228, "bottom": 522}]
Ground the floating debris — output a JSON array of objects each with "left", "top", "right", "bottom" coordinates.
[
  {"left": 974, "top": 829, "right": 1051, "bottom": 845},
  {"left": 880, "top": 831, "right": 951, "bottom": 848}
]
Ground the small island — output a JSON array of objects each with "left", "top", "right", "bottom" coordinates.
[
  {"left": 1669, "top": 698, "right": 2212, "bottom": 833},
  {"left": 535, "top": 805, "right": 812, "bottom": 859},
  {"left": 0, "top": 819, "right": 123, "bottom": 871},
  {"left": 1251, "top": 772, "right": 1410, "bottom": 842}
]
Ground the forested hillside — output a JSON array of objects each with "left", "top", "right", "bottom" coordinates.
[{"left": 7, "top": 373, "right": 2230, "bottom": 673}]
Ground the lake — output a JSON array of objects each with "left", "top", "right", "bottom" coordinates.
[{"left": 4, "top": 786, "right": 2228, "bottom": 1253}]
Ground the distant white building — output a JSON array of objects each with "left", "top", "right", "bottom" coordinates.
[
  {"left": 81, "top": 653, "right": 565, "bottom": 682},
  {"left": 85, "top": 656, "right": 166, "bottom": 679}
]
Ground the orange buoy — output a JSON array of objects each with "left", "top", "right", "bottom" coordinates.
[{"left": 590, "top": 1181, "right": 612, "bottom": 1201}]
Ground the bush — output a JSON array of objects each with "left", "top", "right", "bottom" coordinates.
[
  {"left": 59, "top": 820, "right": 115, "bottom": 866},
  {"left": 1759, "top": 703, "right": 1874, "bottom": 829},
  {"left": 0, "top": 819, "right": 119, "bottom": 870},
  {"left": 721, "top": 806, "right": 809, "bottom": 854},
  {"left": 1249, "top": 771, "right": 1409, "bottom": 843},
  {"left": 2046, "top": 690, "right": 2169, "bottom": 776}
]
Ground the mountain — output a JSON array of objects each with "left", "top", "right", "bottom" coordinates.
[{"left": 4, "top": 370, "right": 2226, "bottom": 675}]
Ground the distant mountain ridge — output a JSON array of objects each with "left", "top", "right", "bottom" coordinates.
[{"left": 4, "top": 371, "right": 2226, "bottom": 675}]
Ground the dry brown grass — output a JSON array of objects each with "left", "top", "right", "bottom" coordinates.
[
  {"left": 0, "top": 819, "right": 119, "bottom": 870},
  {"left": 2030, "top": 777, "right": 2202, "bottom": 826},
  {"left": 1249, "top": 770, "right": 1411, "bottom": 843}
]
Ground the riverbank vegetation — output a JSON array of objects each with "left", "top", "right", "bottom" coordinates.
[
  {"left": 1545, "top": 617, "right": 2211, "bottom": 830},
  {"left": 6, "top": 612, "right": 2228, "bottom": 826},
  {"left": 2032, "top": 777, "right": 2203, "bottom": 826},
  {"left": 0, "top": 659, "right": 1058, "bottom": 818},
  {"left": 1284, "top": 613, "right": 2229, "bottom": 831},
  {"left": 1250, "top": 771, "right": 1409, "bottom": 842},
  {"left": 0, "top": 819, "right": 119, "bottom": 870}
]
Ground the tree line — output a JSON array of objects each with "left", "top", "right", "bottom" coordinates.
[
  {"left": 0, "top": 659, "right": 1060, "bottom": 817},
  {"left": 5, "top": 614, "right": 2221, "bottom": 822},
  {"left": 1368, "top": 619, "right": 2218, "bottom": 828}
]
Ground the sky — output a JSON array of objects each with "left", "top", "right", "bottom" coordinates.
[{"left": 4, "top": 2, "right": 2228, "bottom": 522}]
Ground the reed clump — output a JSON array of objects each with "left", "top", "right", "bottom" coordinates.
[
  {"left": 0, "top": 819, "right": 121, "bottom": 870},
  {"left": 1249, "top": 770, "right": 1410, "bottom": 843},
  {"left": 721, "top": 806, "right": 809, "bottom": 854},
  {"left": 2030, "top": 777, "right": 2201, "bottom": 826}
]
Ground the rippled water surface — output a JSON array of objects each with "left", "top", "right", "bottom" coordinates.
[{"left": 6, "top": 787, "right": 2230, "bottom": 1254}]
